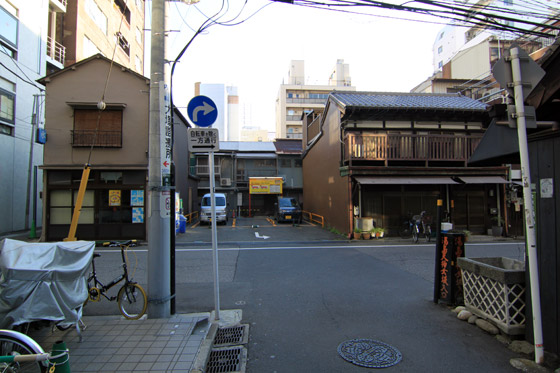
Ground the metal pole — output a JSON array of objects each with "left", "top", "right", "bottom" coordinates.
[
  {"left": 433, "top": 199, "right": 443, "bottom": 303},
  {"left": 209, "top": 152, "right": 221, "bottom": 320},
  {"left": 510, "top": 47, "right": 544, "bottom": 364},
  {"left": 147, "top": 0, "right": 171, "bottom": 318}
]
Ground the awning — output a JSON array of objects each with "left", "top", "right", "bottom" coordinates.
[
  {"left": 355, "top": 176, "right": 459, "bottom": 185},
  {"left": 456, "top": 176, "right": 509, "bottom": 184},
  {"left": 236, "top": 153, "right": 277, "bottom": 159}
]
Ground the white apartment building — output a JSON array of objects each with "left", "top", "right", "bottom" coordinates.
[
  {"left": 1, "top": 0, "right": 51, "bottom": 235},
  {"left": 195, "top": 82, "right": 240, "bottom": 141},
  {"left": 0, "top": 0, "right": 145, "bottom": 236},
  {"left": 276, "top": 59, "right": 355, "bottom": 139}
]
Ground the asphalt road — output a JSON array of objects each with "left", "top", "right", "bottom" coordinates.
[{"left": 84, "top": 218, "right": 527, "bottom": 372}]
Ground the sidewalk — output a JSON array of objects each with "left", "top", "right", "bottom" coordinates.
[{"left": 24, "top": 310, "right": 244, "bottom": 372}]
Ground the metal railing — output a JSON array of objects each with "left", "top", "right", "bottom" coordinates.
[
  {"left": 302, "top": 210, "right": 324, "bottom": 227},
  {"left": 184, "top": 211, "right": 199, "bottom": 225},
  {"left": 47, "top": 36, "right": 65, "bottom": 65},
  {"left": 344, "top": 133, "right": 483, "bottom": 166},
  {"left": 71, "top": 130, "right": 122, "bottom": 147}
]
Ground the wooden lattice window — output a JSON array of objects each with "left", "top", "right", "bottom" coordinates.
[{"left": 72, "top": 109, "right": 123, "bottom": 147}]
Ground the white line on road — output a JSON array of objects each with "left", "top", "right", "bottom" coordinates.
[{"left": 97, "top": 241, "right": 523, "bottom": 253}]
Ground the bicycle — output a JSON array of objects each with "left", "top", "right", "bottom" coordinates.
[
  {"left": 412, "top": 211, "right": 432, "bottom": 243},
  {"left": 84, "top": 240, "right": 147, "bottom": 320},
  {"left": 0, "top": 329, "right": 63, "bottom": 372},
  {"left": 398, "top": 213, "right": 414, "bottom": 238}
]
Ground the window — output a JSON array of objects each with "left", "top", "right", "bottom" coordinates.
[
  {"left": 438, "top": 61, "right": 443, "bottom": 69},
  {"left": 308, "top": 93, "right": 328, "bottom": 100},
  {"left": 135, "top": 55, "right": 141, "bottom": 72},
  {"left": 83, "top": 36, "right": 101, "bottom": 58},
  {"left": 116, "top": 32, "right": 130, "bottom": 56},
  {"left": 0, "top": 78, "right": 15, "bottom": 135},
  {"left": 503, "top": 0, "right": 513, "bottom": 5},
  {"left": 114, "top": 0, "right": 131, "bottom": 24},
  {"left": 294, "top": 159, "right": 302, "bottom": 168},
  {"left": 86, "top": 0, "right": 107, "bottom": 35},
  {"left": 0, "top": 4, "right": 18, "bottom": 56},
  {"left": 254, "top": 159, "right": 275, "bottom": 168},
  {"left": 72, "top": 108, "right": 123, "bottom": 147},
  {"left": 280, "top": 159, "right": 291, "bottom": 168},
  {"left": 135, "top": 27, "right": 142, "bottom": 44},
  {"left": 438, "top": 46, "right": 443, "bottom": 54}
]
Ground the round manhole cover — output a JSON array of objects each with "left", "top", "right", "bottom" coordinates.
[{"left": 337, "top": 339, "right": 402, "bottom": 368}]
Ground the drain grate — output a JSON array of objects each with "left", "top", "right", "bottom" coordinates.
[
  {"left": 206, "top": 346, "right": 247, "bottom": 373},
  {"left": 214, "top": 324, "right": 249, "bottom": 347}
]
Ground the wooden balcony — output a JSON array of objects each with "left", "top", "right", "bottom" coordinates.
[
  {"left": 71, "top": 130, "right": 122, "bottom": 147},
  {"left": 344, "top": 133, "right": 483, "bottom": 167}
]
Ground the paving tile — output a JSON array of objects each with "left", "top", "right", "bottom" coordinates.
[{"left": 151, "top": 361, "right": 172, "bottom": 371}]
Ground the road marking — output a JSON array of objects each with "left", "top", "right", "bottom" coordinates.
[{"left": 97, "top": 241, "right": 523, "bottom": 253}]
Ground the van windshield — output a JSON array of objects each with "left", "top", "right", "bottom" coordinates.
[
  {"left": 278, "top": 198, "right": 298, "bottom": 207},
  {"left": 202, "top": 196, "right": 226, "bottom": 207}
]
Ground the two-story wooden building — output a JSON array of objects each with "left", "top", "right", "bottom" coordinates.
[
  {"left": 38, "top": 54, "right": 190, "bottom": 241},
  {"left": 303, "top": 91, "right": 509, "bottom": 236}
]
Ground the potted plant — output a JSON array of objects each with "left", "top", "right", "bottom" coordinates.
[
  {"left": 362, "top": 230, "right": 371, "bottom": 240},
  {"left": 377, "top": 227, "right": 385, "bottom": 238},
  {"left": 491, "top": 216, "right": 504, "bottom": 237},
  {"left": 353, "top": 227, "right": 362, "bottom": 240}
]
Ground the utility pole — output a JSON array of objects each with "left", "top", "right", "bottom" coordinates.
[{"left": 148, "top": 0, "right": 171, "bottom": 318}]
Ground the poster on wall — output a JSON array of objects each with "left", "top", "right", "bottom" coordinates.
[
  {"left": 132, "top": 207, "right": 144, "bottom": 223},
  {"left": 131, "top": 190, "right": 144, "bottom": 206},
  {"left": 109, "top": 190, "right": 121, "bottom": 206}
]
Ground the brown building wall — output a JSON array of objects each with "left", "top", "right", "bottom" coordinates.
[
  {"left": 303, "top": 105, "right": 351, "bottom": 235},
  {"left": 42, "top": 57, "right": 149, "bottom": 167}
]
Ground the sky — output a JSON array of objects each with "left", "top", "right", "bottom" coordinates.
[{"left": 148, "top": 0, "right": 447, "bottom": 134}]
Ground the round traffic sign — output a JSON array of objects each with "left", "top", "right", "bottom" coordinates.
[{"left": 187, "top": 95, "right": 218, "bottom": 127}]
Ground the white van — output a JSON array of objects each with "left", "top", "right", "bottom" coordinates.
[{"left": 200, "top": 193, "right": 228, "bottom": 224}]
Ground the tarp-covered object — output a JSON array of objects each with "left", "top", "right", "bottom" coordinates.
[{"left": 0, "top": 239, "right": 95, "bottom": 329}]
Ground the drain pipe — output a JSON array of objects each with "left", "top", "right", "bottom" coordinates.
[{"left": 511, "top": 46, "right": 544, "bottom": 364}]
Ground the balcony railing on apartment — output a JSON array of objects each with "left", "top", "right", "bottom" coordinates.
[
  {"left": 344, "top": 133, "right": 483, "bottom": 167},
  {"left": 193, "top": 165, "right": 221, "bottom": 176},
  {"left": 47, "top": 36, "right": 65, "bottom": 65},
  {"left": 71, "top": 130, "right": 122, "bottom": 147},
  {"left": 286, "top": 98, "right": 328, "bottom": 105}
]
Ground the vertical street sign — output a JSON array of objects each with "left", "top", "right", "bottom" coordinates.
[{"left": 160, "top": 83, "right": 172, "bottom": 218}]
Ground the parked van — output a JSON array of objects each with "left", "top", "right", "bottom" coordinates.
[{"left": 200, "top": 193, "right": 228, "bottom": 224}]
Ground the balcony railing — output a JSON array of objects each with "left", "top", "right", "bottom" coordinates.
[
  {"left": 193, "top": 165, "right": 221, "bottom": 176},
  {"left": 71, "top": 130, "right": 122, "bottom": 147},
  {"left": 47, "top": 36, "right": 65, "bottom": 65},
  {"left": 344, "top": 133, "right": 483, "bottom": 166}
]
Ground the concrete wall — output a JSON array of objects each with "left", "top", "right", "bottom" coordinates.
[{"left": 450, "top": 41, "right": 491, "bottom": 80}]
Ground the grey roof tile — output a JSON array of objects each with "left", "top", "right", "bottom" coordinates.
[{"left": 330, "top": 92, "right": 488, "bottom": 111}]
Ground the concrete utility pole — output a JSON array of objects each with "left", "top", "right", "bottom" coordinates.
[{"left": 148, "top": 0, "right": 171, "bottom": 318}]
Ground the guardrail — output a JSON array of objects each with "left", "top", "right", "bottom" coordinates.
[
  {"left": 302, "top": 210, "right": 324, "bottom": 227},
  {"left": 184, "top": 211, "right": 199, "bottom": 224}
]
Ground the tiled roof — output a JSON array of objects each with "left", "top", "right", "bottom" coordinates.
[{"left": 330, "top": 92, "right": 488, "bottom": 111}]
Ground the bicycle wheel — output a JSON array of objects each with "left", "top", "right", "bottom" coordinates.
[
  {"left": 399, "top": 225, "right": 410, "bottom": 238},
  {"left": 117, "top": 283, "right": 147, "bottom": 320},
  {"left": 0, "top": 331, "right": 47, "bottom": 372},
  {"left": 425, "top": 226, "right": 432, "bottom": 242},
  {"left": 412, "top": 225, "right": 419, "bottom": 243}
]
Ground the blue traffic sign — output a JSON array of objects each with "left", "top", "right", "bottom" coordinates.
[{"left": 187, "top": 95, "right": 218, "bottom": 127}]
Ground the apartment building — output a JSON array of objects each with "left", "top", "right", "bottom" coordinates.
[
  {"left": 275, "top": 59, "right": 355, "bottom": 139},
  {"left": 0, "top": 0, "right": 145, "bottom": 236},
  {"left": 1, "top": 0, "right": 51, "bottom": 235}
]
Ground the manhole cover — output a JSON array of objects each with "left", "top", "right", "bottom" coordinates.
[{"left": 337, "top": 339, "right": 402, "bottom": 368}]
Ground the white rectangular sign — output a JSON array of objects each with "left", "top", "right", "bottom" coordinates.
[{"left": 188, "top": 128, "right": 220, "bottom": 152}]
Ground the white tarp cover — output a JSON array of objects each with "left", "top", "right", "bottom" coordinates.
[{"left": 0, "top": 239, "right": 95, "bottom": 329}]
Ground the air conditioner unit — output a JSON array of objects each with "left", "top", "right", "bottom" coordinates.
[{"left": 220, "top": 178, "right": 231, "bottom": 186}]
